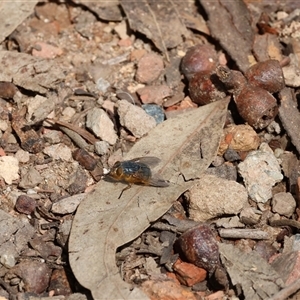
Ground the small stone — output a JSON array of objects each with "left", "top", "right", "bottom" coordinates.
[
  {"left": 0, "top": 119, "right": 8, "bottom": 131},
  {"left": 117, "top": 100, "right": 156, "bottom": 138},
  {"left": 15, "top": 195, "right": 36, "bottom": 215},
  {"left": 26, "top": 95, "right": 54, "bottom": 124},
  {"left": 19, "top": 166, "right": 43, "bottom": 189},
  {"left": 187, "top": 174, "right": 248, "bottom": 222},
  {"left": 96, "top": 78, "right": 111, "bottom": 93},
  {"left": 43, "top": 143, "right": 72, "bottom": 161},
  {"left": 215, "top": 216, "right": 245, "bottom": 228},
  {"left": 137, "top": 85, "right": 173, "bottom": 105},
  {"left": 8, "top": 260, "right": 51, "bottom": 294},
  {"left": 141, "top": 275, "right": 197, "bottom": 300},
  {"left": 0, "top": 254, "right": 16, "bottom": 268},
  {"left": 142, "top": 104, "right": 165, "bottom": 124},
  {"left": 135, "top": 53, "right": 164, "bottom": 84},
  {"left": 272, "top": 192, "right": 296, "bottom": 217},
  {"left": 173, "top": 259, "right": 207, "bottom": 286},
  {"left": 43, "top": 129, "right": 62, "bottom": 144},
  {"left": 61, "top": 107, "right": 76, "bottom": 122},
  {"left": 86, "top": 108, "right": 117, "bottom": 145},
  {"left": 51, "top": 193, "right": 86, "bottom": 214},
  {"left": 238, "top": 143, "right": 283, "bottom": 203},
  {"left": 0, "top": 156, "right": 19, "bottom": 184},
  {"left": 94, "top": 140, "right": 110, "bottom": 155},
  {"left": 14, "top": 149, "right": 30, "bottom": 163}
]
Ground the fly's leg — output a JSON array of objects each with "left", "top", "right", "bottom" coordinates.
[{"left": 118, "top": 184, "right": 132, "bottom": 199}]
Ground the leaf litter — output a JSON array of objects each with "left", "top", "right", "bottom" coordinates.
[
  {"left": 69, "top": 99, "right": 229, "bottom": 299},
  {"left": 2, "top": 1, "right": 300, "bottom": 299}
]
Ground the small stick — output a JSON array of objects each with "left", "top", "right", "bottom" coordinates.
[
  {"left": 218, "top": 228, "right": 269, "bottom": 239},
  {"left": 269, "top": 219, "right": 300, "bottom": 230},
  {"left": 46, "top": 119, "right": 98, "bottom": 144}
]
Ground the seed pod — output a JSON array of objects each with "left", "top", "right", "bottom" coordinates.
[
  {"left": 181, "top": 44, "right": 218, "bottom": 80},
  {"left": 235, "top": 84, "right": 278, "bottom": 129},
  {"left": 216, "top": 65, "right": 247, "bottom": 96},
  {"left": 175, "top": 224, "right": 220, "bottom": 275},
  {"left": 189, "top": 70, "right": 226, "bottom": 105},
  {"left": 15, "top": 195, "right": 36, "bottom": 215},
  {"left": 245, "top": 60, "right": 285, "bottom": 93}
]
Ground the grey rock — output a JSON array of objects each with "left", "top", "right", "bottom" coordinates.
[
  {"left": 86, "top": 108, "right": 117, "bottom": 145},
  {"left": 19, "top": 166, "right": 43, "bottom": 189},
  {"left": 272, "top": 192, "right": 296, "bottom": 217},
  {"left": 238, "top": 143, "right": 283, "bottom": 203},
  {"left": 117, "top": 100, "right": 156, "bottom": 138}
]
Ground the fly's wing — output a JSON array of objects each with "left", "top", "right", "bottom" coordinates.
[
  {"left": 148, "top": 173, "right": 169, "bottom": 187},
  {"left": 129, "top": 156, "right": 161, "bottom": 168}
]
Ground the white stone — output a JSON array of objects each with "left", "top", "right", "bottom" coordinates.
[
  {"left": 86, "top": 108, "right": 117, "bottom": 145},
  {"left": 238, "top": 143, "right": 283, "bottom": 203},
  {"left": 43, "top": 144, "right": 72, "bottom": 161},
  {"left": 0, "top": 156, "right": 19, "bottom": 184},
  {"left": 117, "top": 100, "right": 156, "bottom": 138}
]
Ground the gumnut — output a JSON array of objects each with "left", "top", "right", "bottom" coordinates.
[
  {"left": 235, "top": 84, "right": 278, "bottom": 129},
  {"left": 15, "top": 195, "right": 36, "bottom": 215},
  {"left": 216, "top": 65, "right": 247, "bottom": 95},
  {"left": 175, "top": 224, "right": 220, "bottom": 275},
  {"left": 188, "top": 70, "right": 226, "bottom": 105},
  {"left": 245, "top": 59, "right": 285, "bottom": 93},
  {"left": 181, "top": 44, "right": 218, "bottom": 80}
]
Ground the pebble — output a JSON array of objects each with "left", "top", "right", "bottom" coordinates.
[
  {"left": 272, "top": 192, "right": 296, "bottom": 217},
  {"left": 26, "top": 95, "right": 54, "bottom": 124},
  {"left": 135, "top": 53, "right": 164, "bottom": 84},
  {"left": 19, "top": 166, "right": 43, "bottom": 189},
  {"left": 142, "top": 104, "right": 165, "bottom": 124},
  {"left": 86, "top": 108, "right": 117, "bottom": 145},
  {"left": 94, "top": 140, "right": 110, "bottom": 155},
  {"left": 173, "top": 258, "right": 207, "bottom": 286},
  {"left": 117, "top": 100, "right": 156, "bottom": 138},
  {"left": 14, "top": 149, "right": 30, "bottom": 163},
  {"left": 218, "top": 124, "right": 260, "bottom": 155},
  {"left": 0, "top": 119, "right": 8, "bottom": 131},
  {"left": 238, "top": 143, "right": 283, "bottom": 203},
  {"left": 43, "top": 143, "right": 73, "bottom": 161},
  {"left": 8, "top": 260, "right": 51, "bottom": 293},
  {"left": 0, "top": 254, "right": 16, "bottom": 268},
  {"left": 61, "top": 106, "right": 76, "bottom": 122},
  {"left": 43, "top": 129, "right": 62, "bottom": 144},
  {"left": 187, "top": 174, "right": 248, "bottom": 222},
  {"left": 0, "top": 156, "right": 19, "bottom": 184},
  {"left": 137, "top": 85, "right": 173, "bottom": 105},
  {"left": 215, "top": 216, "right": 245, "bottom": 228},
  {"left": 51, "top": 193, "right": 86, "bottom": 214}
]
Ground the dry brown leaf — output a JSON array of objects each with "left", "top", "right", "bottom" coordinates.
[
  {"left": 279, "top": 88, "right": 300, "bottom": 155},
  {"left": 219, "top": 243, "right": 284, "bottom": 300},
  {"left": 69, "top": 99, "right": 229, "bottom": 299},
  {"left": 0, "top": 51, "right": 65, "bottom": 94},
  {"left": 121, "top": 0, "right": 189, "bottom": 59},
  {"left": 0, "top": 1, "right": 38, "bottom": 43},
  {"left": 73, "top": 0, "right": 122, "bottom": 21}
]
